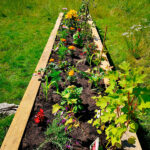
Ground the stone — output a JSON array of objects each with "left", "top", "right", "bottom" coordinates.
[{"left": 0, "top": 103, "right": 18, "bottom": 115}]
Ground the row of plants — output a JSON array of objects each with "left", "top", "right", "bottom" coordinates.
[{"left": 20, "top": 1, "right": 150, "bottom": 150}]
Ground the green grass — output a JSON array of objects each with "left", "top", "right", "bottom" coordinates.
[
  {"left": 0, "top": 0, "right": 81, "bottom": 104},
  {"left": 90, "top": 0, "right": 150, "bottom": 87},
  {"left": 0, "top": 114, "right": 14, "bottom": 145},
  {"left": 0, "top": 0, "right": 149, "bottom": 147}
]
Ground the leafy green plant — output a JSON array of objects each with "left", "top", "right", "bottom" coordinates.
[
  {"left": 58, "top": 61, "right": 70, "bottom": 70},
  {"left": 88, "top": 61, "right": 150, "bottom": 149},
  {"left": 42, "top": 75, "right": 54, "bottom": 101},
  {"left": 37, "top": 113, "right": 70, "bottom": 150},
  {"left": 59, "top": 29, "right": 68, "bottom": 39},
  {"left": 52, "top": 104, "right": 80, "bottom": 132},
  {"left": 47, "top": 61, "right": 59, "bottom": 70},
  {"left": 52, "top": 85, "right": 83, "bottom": 132},
  {"left": 84, "top": 43, "right": 98, "bottom": 65},
  {"left": 57, "top": 45, "right": 68, "bottom": 60},
  {"left": 53, "top": 85, "right": 83, "bottom": 114},
  {"left": 67, "top": 69, "right": 77, "bottom": 83},
  {"left": 78, "top": 0, "right": 93, "bottom": 40},
  {"left": 73, "top": 28, "right": 83, "bottom": 47},
  {"left": 48, "top": 69, "right": 62, "bottom": 92},
  {"left": 86, "top": 67, "right": 104, "bottom": 89},
  {"left": 61, "top": 85, "right": 83, "bottom": 113},
  {"left": 88, "top": 71, "right": 104, "bottom": 89}
]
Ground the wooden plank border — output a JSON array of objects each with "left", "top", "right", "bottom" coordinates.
[
  {"left": 1, "top": 12, "right": 64, "bottom": 150},
  {"left": 88, "top": 17, "right": 142, "bottom": 150}
]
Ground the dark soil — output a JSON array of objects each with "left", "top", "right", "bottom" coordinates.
[{"left": 19, "top": 21, "right": 108, "bottom": 150}]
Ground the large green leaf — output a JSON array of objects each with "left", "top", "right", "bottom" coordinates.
[
  {"left": 119, "top": 61, "right": 130, "bottom": 72},
  {"left": 52, "top": 103, "right": 61, "bottom": 114},
  {"left": 96, "top": 98, "right": 108, "bottom": 109},
  {"left": 115, "top": 114, "right": 127, "bottom": 124},
  {"left": 129, "top": 121, "right": 138, "bottom": 133},
  {"left": 65, "top": 118, "right": 73, "bottom": 126}
]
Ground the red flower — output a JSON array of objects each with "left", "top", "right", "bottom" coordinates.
[
  {"left": 34, "top": 117, "right": 40, "bottom": 124},
  {"left": 40, "top": 108, "right": 44, "bottom": 113},
  {"left": 78, "top": 35, "right": 80, "bottom": 38},
  {"left": 34, "top": 109, "right": 44, "bottom": 124},
  {"left": 77, "top": 28, "right": 81, "bottom": 32},
  {"left": 80, "top": 51, "right": 87, "bottom": 56}
]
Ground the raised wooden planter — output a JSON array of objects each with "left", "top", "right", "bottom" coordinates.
[{"left": 1, "top": 13, "right": 142, "bottom": 150}]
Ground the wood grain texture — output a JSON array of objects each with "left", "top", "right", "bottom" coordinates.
[
  {"left": 1, "top": 13, "right": 63, "bottom": 150},
  {"left": 122, "top": 130, "right": 142, "bottom": 150},
  {"left": 88, "top": 16, "right": 142, "bottom": 150}
]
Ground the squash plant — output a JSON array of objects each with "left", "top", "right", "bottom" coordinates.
[{"left": 88, "top": 61, "right": 150, "bottom": 149}]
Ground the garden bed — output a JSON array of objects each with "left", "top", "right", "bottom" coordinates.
[
  {"left": 20, "top": 13, "right": 106, "bottom": 150},
  {"left": 1, "top": 8, "right": 143, "bottom": 150}
]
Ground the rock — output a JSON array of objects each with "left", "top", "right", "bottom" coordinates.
[{"left": 0, "top": 103, "right": 18, "bottom": 115}]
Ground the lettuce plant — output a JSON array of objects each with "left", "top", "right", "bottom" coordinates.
[{"left": 88, "top": 61, "right": 150, "bottom": 149}]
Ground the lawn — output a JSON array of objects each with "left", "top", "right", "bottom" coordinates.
[{"left": 0, "top": 0, "right": 149, "bottom": 147}]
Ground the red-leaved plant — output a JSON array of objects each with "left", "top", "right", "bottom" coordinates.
[{"left": 34, "top": 108, "right": 44, "bottom": 124}]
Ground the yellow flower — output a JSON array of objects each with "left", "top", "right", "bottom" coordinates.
[
  {"left": 49, "top": 58, "right": 54, "bottom": 62},
  {"left": 61, "top": 38, "right": 66, "bottom": 42},
  {"left": 65, "top": 9, "right": 78, "bottom": 19},
  {"left": 70, "top": 27, "right": 75, "bottom": 30},
  {"left": 68, "top": 70, "right": 74, "bottom": 76},
  {"left": 68, "top": 85, "right": 75, "bottom": 89},
  {"left": 68, "top": 46, "right": 76, "bottom": 50}
]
